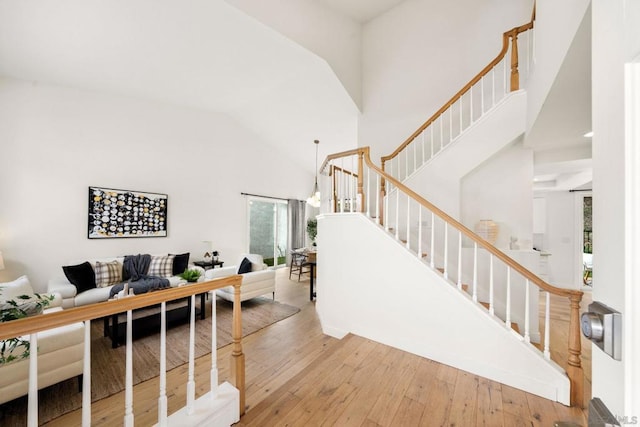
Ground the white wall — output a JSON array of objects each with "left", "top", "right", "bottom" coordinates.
[
  {"left": 525, "top": 0, "right": 590, "bottom": 135},
  {"left": 0, "top": 78, "right": 312, "bottom": 291},
  {"left": 224, "top": 0, "right": 362, "bottom": 109},
  {"left": 461, "top": 141, "right": 534, "bottom": 250},
  {"left": 360, "top": 0, "right": 532, "bottom": 162},
  {"left": 316, "top": 213, "right": 569, "bottom": 404},
  {"left": 592, "top": 0, "right": 640, "bottom": 417}
]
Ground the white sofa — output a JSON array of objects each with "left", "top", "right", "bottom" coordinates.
[
  {"left": 48, "top": 255, "right": 202, "bottom": 309},
  {"left": 205, "top": 254, "right": 276, "bottom": 302},
  {"left": 1, "top": 276, "right": 85, "bottom": 405}
]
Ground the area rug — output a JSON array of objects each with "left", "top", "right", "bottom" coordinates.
[{"left": 0, "top": 296, "right": 299, "bottom": 425}]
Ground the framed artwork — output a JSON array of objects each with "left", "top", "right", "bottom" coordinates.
[{"left": 88, "top": 186, "right": 168, "bottom": 239}]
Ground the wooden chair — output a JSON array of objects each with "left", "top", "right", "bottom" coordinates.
[{"left": 289, "top": 250, "right": 310, "bottom": 281}]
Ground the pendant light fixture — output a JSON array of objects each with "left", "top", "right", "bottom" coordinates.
[{"left": 306, "top": 139, "right": 321, "bottom": 208}]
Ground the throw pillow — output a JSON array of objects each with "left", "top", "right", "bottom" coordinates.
[
  {"left": 238, "top": 257, "right": 252, "bottom": 274},
  {"left": 170, "top": 252, "right": 190, "bottom": 276},
  {"left": 95, "top": 260, "right": 123, "bottom": 288},
  {"left": 148, "top": 255, "right": 175, "bottom": 278},
  {"left": 0, "top": 275, "right": 35, "bottom": 302},
  {"left": 63, "top": 261, "right": 96, "bottom": 294}
]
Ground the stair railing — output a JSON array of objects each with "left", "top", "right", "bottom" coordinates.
[
  {"left": 320, "top": 146, "right": 584, "bottom": 408},
  {"left": 380, "top": 9, "right": 535, "bottom": 185},
  {"left": 0, "top": 276, "right": 245, "bottom": 426}
]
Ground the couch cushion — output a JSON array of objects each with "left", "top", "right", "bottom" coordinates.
[
  {"left": 171, "top": 253, "right": 190, "bottom": 276},
  {"left": 95, "top": 261, "right": 122, "bottom": 288},
  {"left": 74, "top": 286, "right": 113, "bottom": 306},
  {"left": 62, "top": 261, "right": 96, "bottom": 294},
  {"left": 148, "top": 255, "right": 175, "bottom": 277},
  {"left": 238, "top": 257, "right": 252, "bottom": 274},
  {"left": 0, "top": 275, "right": 35, "bottom": 302}
]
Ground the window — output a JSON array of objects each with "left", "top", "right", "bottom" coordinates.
[{"left": 248, "top": 198, "right": 287, "bottom": 267}]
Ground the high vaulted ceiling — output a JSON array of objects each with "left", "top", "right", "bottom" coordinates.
[
  {"left": 0, "top": 0, "right": 359, "bottom": 174},
  {"left": 317, "top": 0, "right": 406, "bottom": 23}
]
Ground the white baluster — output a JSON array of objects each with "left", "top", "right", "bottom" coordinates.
[
  {"left": 421, "top": 131, "right": 426, "bottom": 164},
  {"left": 469, "top": 86, "right": 473, "bottom": 126},
  {"left": 506, "top": 267, "right": 512, "bottom": 329},
  {"left": 440, "top": 115, "right": 444, "bottom": 150},
  {"left": 504, "top": 57, "right": 508, "bottom": 95},
  {"left": 457, "top": 232, "right": 462, "bottom": 290},
  {"left": 418, "top": 206, "right": 423, "bottom": 259},
  {"left": 544, "top": 292, "right": 551, "bottom": 360},
  {"left": 211, "top": 293, "right": 219, "bottom": 398},
  {"left": 366, "top": 166, "right": 371, "bottom": 218},
  {"left": 472, "top": 243, "right": 478, "bottom": 302},
  {"left": 351, "top": 155, "right": 355, "bottom": 212},
  {"left": 376, "top": 174, "right": 380, "bottom": 225},
  {"left": 395, "top": 189, "right": 400, "bottom": 240},
  {"left": 449, "top": 106, "right": 453, "bottom": 143},
  {"left": 526, "top": 30, "right": 530, "bottom": 78},
  {"left": 524, "top": 280, "right": 531, "bottom": 343},
  {"left": 406, "top": 196, "right": 411, "bottom": 249},
  {"left": 158, "top": 302, "right": 168, "bottom": 426},
  {"left": 491, "top": 67, "right": 496, "bottom": 107},
  {"left": 404, "top": 149, "right": 408, "bottom": 181},
  {"left": 411, "top": 135, "right": 418, "bottom": 172},
  {"left": 124, "top": 310, "right": 134, "bottom": 427},
  {"left": 430, "top": 212, "right": 435, "bottom": 268},
  {"left": 340, "top": 158, "right": 345, "bottom": 213},
  {"left": 430, "top": 125, "right": 434, "bottom": 158},
  {"left": 384, "top": 190, "right": 389, "bottom": 232},
  {"left": 489, "top": 255, "right": 494, "bottom": 315},
  {"left": 459, "top": 94, "right": 463, "bottom": 134},
  {"left": 82, "top": 320, "right": 92, "bottom": 427},
  {"left": 443, "top": 223, "right": 448, "bottom": 280},
  {"left": 481, "top": 76, "right": 485, "bottom": 114},
  {"left": 187, "top": 294, "right": 196, "bottom": 414},
  {"left": 27, "top": 333, "right": 38, "bottom": 427}
]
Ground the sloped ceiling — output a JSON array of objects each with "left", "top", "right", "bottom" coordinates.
[
  {"left": 316, "top": 0, "right": 406, "bottom": 23},
  {"left": 0, "top": 0, "right": 359, "bottom": 174}
]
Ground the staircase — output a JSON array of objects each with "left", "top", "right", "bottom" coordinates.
[{"left": 314, "top": 4, "right": 589, "bottom": 408}]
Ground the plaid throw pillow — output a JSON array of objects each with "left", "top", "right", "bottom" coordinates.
[
  {"left": 94, "top": 261, "right": 122, "bottom": 288},
  {"left": 148, "top": 255, "right": 175, "bottom": 278}
]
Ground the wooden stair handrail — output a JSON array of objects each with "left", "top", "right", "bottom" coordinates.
[{"left": 381, "top": 16, "right": 535, "bottom": 165}]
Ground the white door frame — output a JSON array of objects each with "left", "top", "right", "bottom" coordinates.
[{"left": 624, "top": 59, "right": 640, "bottom": 415}]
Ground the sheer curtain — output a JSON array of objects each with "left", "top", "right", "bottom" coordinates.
[{"left": 287, "top": 199, "right": 306, "bottom": 266}]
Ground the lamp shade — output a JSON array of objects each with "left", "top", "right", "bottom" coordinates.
[{"left": 0, "top": 251, "right": 4, "bottom": 271}]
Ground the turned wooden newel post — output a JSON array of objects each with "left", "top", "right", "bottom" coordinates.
[
  {"left": 357, "top": 150, "right": 365, "bottom": 213},
  {"left": 510, "top": 29, "right": 520, "bottom": 91},
  {"left": 566, "top": 292, "right": 584, "bottom": 408},
  {"left": 231, "top": 280, "right": 246, "bottom": 415},
  {"left": 380, "top": 158, "right": 387, "bottom": 226}
]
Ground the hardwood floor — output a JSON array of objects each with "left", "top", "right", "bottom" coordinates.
[{"left": 46, "top": 269, "right": 589, "bottom": 426}]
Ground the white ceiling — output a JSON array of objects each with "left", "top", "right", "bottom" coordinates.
[
  {"left": 316, "top": 0, "right": 406, "bottom": 23},
  {"left": 0, "top": 0, "right": 359, "bottom": 174}
]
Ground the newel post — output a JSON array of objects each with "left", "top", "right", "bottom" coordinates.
[
  {"left": 510, "top": 29, "right": 520, "bottom": 91},
  {"left": 330, "top": 166, "right": 338, "bottom": 213},
  {"left": 357, "top": 150, "right": 365, "bottom": 213},
  {"left": 566, "top": 292, "right": 584, "bottom": 408},
  {"left": 231, "top": 281, "right": 246, "bottom": 415},
  {"left": 380, "top": 159, "right": 386, "bottom": 225}
]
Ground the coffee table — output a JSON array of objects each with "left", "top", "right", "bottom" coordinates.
[{"left": 104, "top": 293, "right": 206, "bottom": 348}]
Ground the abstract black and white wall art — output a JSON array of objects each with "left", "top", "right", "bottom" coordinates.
[{"left": 88, "top": 187, "right": 168, "bottom": 239}]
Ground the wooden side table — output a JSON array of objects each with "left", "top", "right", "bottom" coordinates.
[{"left": 193, "top": 260, "right": 224, "bottom": 270}]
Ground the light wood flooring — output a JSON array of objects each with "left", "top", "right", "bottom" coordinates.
[{"left": 46, "top": 269, "right": 589, "bottom": 426}]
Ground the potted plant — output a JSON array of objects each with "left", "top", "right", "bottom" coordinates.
[
  {"left": 307, "top": 218, "right": 318, "bottom": 246},
  {"left": 179, "top": 268, "right": 202, "bottom": 283},
  {"left": 1, "top": 292, "right": 53, "bottom": 365}
]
